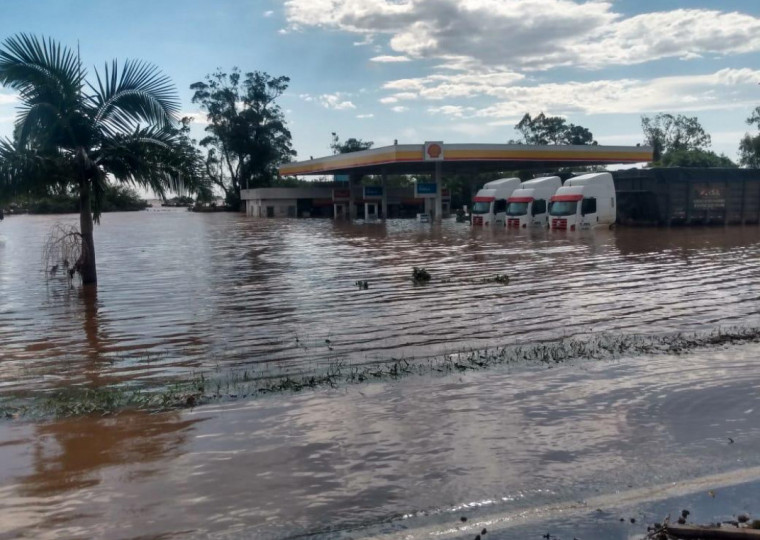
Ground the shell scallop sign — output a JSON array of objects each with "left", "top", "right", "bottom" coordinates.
[{"left": 424, "top": 141, "right": 444, "bottom": 161}]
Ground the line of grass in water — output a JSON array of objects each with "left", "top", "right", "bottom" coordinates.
[{"left": 2, "top": 326, "right": 760, "bottom": 420}]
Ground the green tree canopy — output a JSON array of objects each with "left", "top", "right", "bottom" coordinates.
[
  {"left": 190, "top": 68, "right": 296, "bottom": 208},
  {"left": 513, "top": 113, "right": 597, "bottom": 145},
  {"left": 641, "top": 113, "right": 711, "bottom": 162},
  {"left": 330, "top": 132, "right": 373, "bottom": 154},
  {"left": 739, "top": 106, "right": 760, "bottom": 168},
  {"left": 0, "top": 34, "right": 192, "bottom": 285},
  {"left": 659, "top": 148, "right": 736, "bottom": 168}
]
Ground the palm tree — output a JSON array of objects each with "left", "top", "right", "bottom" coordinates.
[{"left": 0, "top": 34, "right": 190, "bottom": 285}]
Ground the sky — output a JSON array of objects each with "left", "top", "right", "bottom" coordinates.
[{"left": 1, "top": 0, "right": 759, "bottom": 165}]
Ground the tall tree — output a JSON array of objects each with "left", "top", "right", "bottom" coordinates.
[
  {"left": 514, "top": 113, "right": 597, "bottom": 145},
  {"left": 0, "top": 34, "right": 190, "bottom": 285},
  {"left": 190, "top": 69, "right": 295, "bottom": 208},
  {"left": 659, "top": 148, "right": 736, "bottom": 168},
  {"left": 641, "top": 113, "right": 711, "bottom": 162},
  {"left": 330, "top": 132, "right": 373, "bottom": 154},
  {"left": 739, "top": 106, "right": 760, "bottom": 168}
]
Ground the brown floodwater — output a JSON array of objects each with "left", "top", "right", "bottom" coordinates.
[
  {"left": 1, "top": 212, "right": 760, "bottom": 539},
  {"left": 1, "top": 211, "right": 759, "bottom": 396},
  {"left": 2, "top": 344, "right": 760, "bottom": 539}
]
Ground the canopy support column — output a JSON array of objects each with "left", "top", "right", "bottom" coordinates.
[
  {"left": 349, "top": 176, "right": 357, "bottom": 219},
  {"left": 434, "top": 161, "right": 443, "bottom": 222},
  {"left": 381, "top": 173, "right": 388, "bottom": 220}
]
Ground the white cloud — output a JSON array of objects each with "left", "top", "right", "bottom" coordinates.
[
  {"left": 283, "top": 1, "right": 760, "bottom": 70},
  {"left": 378, "top": 68, "right": 760, "bottom": 120},
  {"left": 179, "top": 112, "right": 210, "bottom": 125},
  {"left": 353, "top": 34, "right": 375, "bottom": 46},
  {"left": 301, "top": 92, "right": 356, "bottom": 110},
  {"left": 0, "top": 93, "right": 18, "bottom": 105},
  {"left": 263, "top": 10, "right": 274, "bottom": 17},
  {"left": 427, "top": 105, "right": 476, "bottom": 118},
  {"left": 356, "top": 113, "right": 375, "bottom": 118},
  {"left": 370, "top": 55, "right": 411, "bottom": 62},
  {"left": 391, "top": 105, "right": 408, "bottom": 112},
  {"left": 384, "top": 70, "right": 524, "bottom": 100}
]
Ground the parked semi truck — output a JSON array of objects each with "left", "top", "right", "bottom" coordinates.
[
  {"left": 549, "top": 172, "right": 616, "bottom": 230},
  {"left": 471, "top": 177, "right": 521, "bottom": 226},
  {"left": 505, "top": 176, "right": 562, "bottom": 228}
]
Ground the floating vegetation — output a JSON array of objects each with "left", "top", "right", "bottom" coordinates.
[
  {"left": 355, "top": 280, "right": 369, "bottom": 290},
  {"left": 412, "top": 266, "right": 431, "bottom": 284},
  {"left": 645, "top": 508, "right": 760, "bottom": 539},
  {"left": 3, "top": 326, "right": 760, "bottom": 420}
]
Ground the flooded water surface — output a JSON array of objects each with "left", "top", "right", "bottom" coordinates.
[
  {"left": 2, "top": 344, "right": 760, "bottom": 539},
  {"left": 1, "top": 211, "right": 760, "bottom": 539},
  {"left": 1, "top": 211, "right": 759, "bottom": 394}
]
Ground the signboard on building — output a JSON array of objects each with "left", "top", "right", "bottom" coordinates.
[
  {"left": 363, "top": 186, "right": 383, "bottom": 198},
  {"left": 692, "top": 184, "right": 725, "bottom": 210},
  {"left": 415, "top": 182, "right": 438, "bottom": 198},
  {"left": 333, "top": 188, "right": 351, "bottom": 201},
  {"left": 334, "top": 174, "right": 350, "bottom": 182},
  {"left": 424, "top": 141, "right": 444, "bottom": 161}
]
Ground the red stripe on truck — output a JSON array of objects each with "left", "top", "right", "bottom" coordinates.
[
  {"left": 473, "top": 196, "right": 495, "bottom": 202},
  {"left": 551, "top": 194, "right": 583, "bottom": 202},
  {"left": 508, "top": 196, "right": 533, "bottom": 203}
]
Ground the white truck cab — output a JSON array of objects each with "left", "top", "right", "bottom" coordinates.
[
  {"left": 506, "top": 175, "right": 562, "bottom": 229},
  {"left": 471, "top": 177, "right": 521, "bottom": 226},
  {"left": 549, "top": 172, "right": 616, "bottom": 231}
]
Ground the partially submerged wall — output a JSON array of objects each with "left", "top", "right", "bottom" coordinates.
[{"left": 613, "top": 168, "right": 760, "bottom": 226}]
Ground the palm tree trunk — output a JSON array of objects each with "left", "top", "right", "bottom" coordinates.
[{"left": 79, "top": 179, "right": 97, "bottom": 285}]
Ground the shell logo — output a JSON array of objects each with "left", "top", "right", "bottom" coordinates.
[{"left": 427, "top": 143, "right": 442, "bottom": 158}]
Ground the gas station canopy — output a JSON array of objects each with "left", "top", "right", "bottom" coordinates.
[{"left": 278, "top": 142, "right": 653, "bottom": 177}]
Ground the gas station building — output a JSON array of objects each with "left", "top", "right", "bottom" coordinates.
[{"left": 241, "top": 142, "right": 652, "bottom": 221}]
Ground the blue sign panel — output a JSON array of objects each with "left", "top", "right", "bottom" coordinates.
[
  {"left": 364, "top": 186, "right": 383, "bottom": 198},
  {"left": 416, "top": 182, "right": 438, "bottom": 196},
  {"left": 334, "top": 174, "right": 350, "bottom": 182}
]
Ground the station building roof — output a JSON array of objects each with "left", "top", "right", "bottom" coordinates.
[{"left": 279, "top": 142, "right": 653, "bottom": 177}]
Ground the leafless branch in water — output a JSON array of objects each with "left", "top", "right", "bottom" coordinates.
[{"left": 42, "top": 224, "right": 88, "bottom": 281}]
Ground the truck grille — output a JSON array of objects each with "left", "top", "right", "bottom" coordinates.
[
  {"left": 507, "top": 218, "right": 520, "bottom": 228},
  {"left": 551, "top": 218, "right": 567, "bottom": 230},
  {"left": 472, "top": 216, "right": 483, "bottom": 226}
]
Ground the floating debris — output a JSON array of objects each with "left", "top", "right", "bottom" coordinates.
[
  {"left": 646, "top": 509, "right": 760, "bottom": 539},
  {"left": 355, "top": 280, "right": 369, "bottom": 290},
  {"left": 494, "top": 274, "right": 510, "bottom": 284},
  {"left": 412, "top": 267, "right": 431, "bottom": 284}
]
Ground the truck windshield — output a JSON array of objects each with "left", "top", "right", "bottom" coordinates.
[
  {"left": 471, "top": 201, "right": 491, "bottom": 214},
  {"left": 506, "top": 202, "right": 529, "bottom": 216},
  {"left": 549, "top": 201, "right": 578, "bottom": 216}
]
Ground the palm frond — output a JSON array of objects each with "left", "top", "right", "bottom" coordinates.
[
  {"left": 0, "top": 33, "right": 82, "bottom": 106},
  {"left": 14, "top": 101, "right": 61, "bottom": 148},
  {"left": 0, "top": 137, "right": 71, "bottom": 200},
  {"left": 94, "top": 126, "right": 186, "bottom": 197},
  {"left": 0, "top": 34, "right": 88, "bottom": 149},
  {"left": 89, "top": 59, "right": 179, "bottom": 133}
]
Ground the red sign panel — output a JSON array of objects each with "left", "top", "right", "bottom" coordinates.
[{"left": 333, "top": 189, "right": 351, "bottom": 201}]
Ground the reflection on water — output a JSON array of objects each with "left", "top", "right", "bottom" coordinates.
[
  {"left": 1, "top": 344, "right": 760, "bottom": 539},
  {"left": 1, "top": 212, "right": 759, "bottom": 396},
  {"left": 0, "top": 411, "right": 201, "bottom": 538}
]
